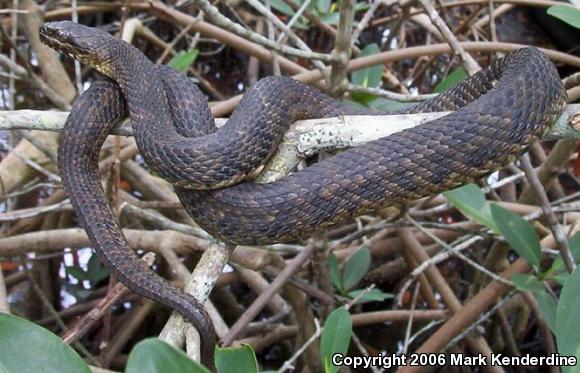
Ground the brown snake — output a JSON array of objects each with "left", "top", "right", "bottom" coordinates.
[{"left": 40, "top": 21, "right": 567, "bottom": 365}]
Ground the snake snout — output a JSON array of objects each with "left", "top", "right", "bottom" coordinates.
[
  {"left": 39, "top": 21, "right": 113, "bottom": 71},
  {"left": 40, "top": 22, "right": 83, "bottom": 49}
]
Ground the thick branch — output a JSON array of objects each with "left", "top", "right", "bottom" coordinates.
[{"left": 2, "top": 104, "right": 578, "bottom": 143}]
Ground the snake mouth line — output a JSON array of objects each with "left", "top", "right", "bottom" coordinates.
[
  {"left": 39, "top": 24, "right": 78, "bottom": 56},
  {"left": 39, "top": 22, "right": 114, "bottom": 77}
]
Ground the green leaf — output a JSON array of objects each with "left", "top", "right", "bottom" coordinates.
[
  {"left": 269, "top": 0, "right": 296, "bottom": 16},
  {"left": 348, "top": 288, "right": 393, "bottom": 304},
  {"left": 126, "top": 338, "right": 210, "bottom": 373},
  {"left": 167, "top": 49, "right": 199, "bottom": 73},
  {"left": 491, "top": 204, "right": 541, "bottom": 267},
  {"left": 350, "top": 44, "right": 383, "bottom": 104},
  {"left": 317, "top": 0, "right": 331, "bottom": 14},
  {"left": 342, "top": 247, "right": 371, "bottom": 291},
  {"left": 0, "top": 313, "right": 90, "bottom": 373},
  {"left": 552, "top": 273, "right": 571, "bottom": 286},
  {"left": 65, "top": 265, "right": 88, "bottom": 282},
  {"left": 556, "top": 267, "right": 580, "bottom": 373},
  {"left": 434, "top": 67, "right": 467, "bottom": 93},
  {"left": 444, "top": 184, "right": 499, "bottom": 233},
  {"left": 367, "top": 97, "right": 413, "bottom": 112},
  {"left": 351, "top": 44, "right": 383, "bottom": 89},
  {"left": 354, "top": 3, "right": 371, "bottom": 12},
  {"left": 87, "top": 254, "right": 110, "bottom": 285},
  {"left": 328, "top": 253, "right": 343, "bottom": 292},
  {"left": 320, "top": 307, "right": 352, "bottom": 373},
  {"left": 342, "top": 98, "right": 368, "bottom": 109},
  {"left": 215, "top": 345, "right": 258, "bottom": 373},
  {"left": 511, "top": 274, "right": 544, "bottom": 293},
  {"left": 547, "top": 233, "right": 580, "bottom": 277},
  {"left": 63, "top": 283, "right": 93, "bottom": 300},
  {"left": 510, "top": 274, "right": 557, "bottom": 332},
  {"left": 320, "top": 11, "right": 340, "bottom": 25},
  {"left": 268, "top": 0, "right": 310, "bottom": 29},
  {"left": 547, "top": 5, "right": 580, "bottom": 30},
  {"left": 534, "top": 290, "right": 557, "bottom": 333}
]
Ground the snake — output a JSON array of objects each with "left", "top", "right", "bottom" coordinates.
[{"left": 39, "top": 21, "right": 567, "bottom": 366}]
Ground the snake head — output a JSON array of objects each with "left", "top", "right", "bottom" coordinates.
[{"left": 39, "top": 21, "right": 115, "bottom": 78}]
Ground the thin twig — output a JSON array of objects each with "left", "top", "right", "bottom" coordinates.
[
  {"left": 246, "top": 0, "right": 326, "bottom": 71},
  {"left": 346, "top": 84, "right": 436, "bottom": 102},
  {"left": 402, "top": 283, "right": 421, "bottom": 353},
  {"left": 442, "top": 291, "right": 515, "bottom": 352},
  {"left": 418, "top": 0, "right": 481, "bottom": 74},
  {"left": 0, "top": 199, "right": 71, "bottom": 221},
  {"left": 221, "top": 242, "right": 314, "bottom": 346},
  {"left": 0, "top": 137, "right": 61, "bottom": 182},
  {"left": 520, "top": 154, "right": 576, "bottom": 272},
  {"left": 406, "top": 215, "right": 514, "bottom": 286},
  {"left": 352, "top": 0, "right": 382, "bottom": 45},
  {"left": 278, "top": 319, "right": 321, "bottom": 372},
  {"left": 186, "top": 0, "right": 334, "bottom": 62}
]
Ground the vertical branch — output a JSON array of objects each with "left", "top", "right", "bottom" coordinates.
[
  {"left": 329, "top": 0, "right": 355, "bottom": 97},
  {"left": 265, "top": 0, "right": 281, "bottom": 76},
  {"left": 487, "top": 0, "right": 498, "bottom": 43},
  {"left": 5, "top": 0, "right": 19, "bottom": 235},
  {"left": 520, "top": 154, "right": 575, "bottom": 273},
  {"left": 9, "top": 0, "right": 18, "bottom": 111},
  {"left": 71, "top": 0, "right": 83, "bottom": 93},
  {"left": 221, "top": 243, "right": 314, "bottom": 347},
  {"left": 0, "top": 268, "right": 9, "bottom": 313},
  {"left": 351, "top": 0, "right": 381, "bottom": 46}
]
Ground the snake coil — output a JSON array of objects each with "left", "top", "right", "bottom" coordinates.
[{"left": 40, "top": 21, "right": 567, "bottom": 367}]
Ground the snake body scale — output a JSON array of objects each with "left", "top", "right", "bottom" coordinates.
[{"left": 39, "top": 21, "right": 567, "bottom": 366}]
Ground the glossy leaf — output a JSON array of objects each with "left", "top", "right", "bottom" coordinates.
[
  {"left": 320, "top": 11, "right": 340, "bottom": 25},
  {"left": 87, "top": 254, "right": 109, "bottom": 285},
  {"left": 552, "top": 273, "right": 571, "bottom": 286},
  {"left": 354, "top": 3, "right": 371, "bottom": 12},
  {"left": 511, "top": 274, "right": 544, "bottom": 293},
  {"left": 66, "top": 265, "right": 89, "bottom": 281},
  {"left": 511, "top": 274, "right": 557, "bottom": 333},
  {"left": 367, "top": 97, "right": 412, "bottom": 112},
  {"left": 548, "top": 5, "right": 580, "bottom": 30},
  {"left": 534, "top": 290, "right": 558, "bottom": 333},
  {"left": 268, "top": 0, "right": 295, "bottom": 16},
  {"left": 317, "top": 0, "right": 332, "bottom": 14},
  {"left": 320, "top": 307, "right": 352, "bottom": 373},
  {"left": 0, "top": 313, "right": 90, "bottom": 373},
  {"left": 351, "top": 44, "right": 382, "bottom": 89},
  {"left": 328, "top": 252, "right": 343, "bottom": 291},
  {"left": 434, "top": 68, "right": 467, "bottom": 93},
  {"left": 168, "top": 49, "right": 199, "bottom": 73},
  {"left": 126, "top": 338, "right": 210, "bottom": 373},
  {"left": 342, "top": 98, "right": 367, "bottom": 109},
  {"left": 556, "top": 267, "right": 580, "bottom": 373},
  {"left": 491, "top": 204, "right": 541, "bottom": 267},
  {"left": 215, "top": 345, "right": 258, "bottom": 373},
  {"left": 444, "top": 184, "right": 499, "bottom": 233},
  {"left": 268, "top": 0, "right": 310, "bottom": 29},
  {"left": 342, "top": 247, "right": 371, "bottom": 291},
  {"left": 547, "top": 232, "right": 580, "bottom": 277},
  {"left": 348, "top": 288, "right": 393, "bottom": 303}
]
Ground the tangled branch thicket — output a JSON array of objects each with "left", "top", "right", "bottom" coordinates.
[{"left": 0, "top": 0, "right": 579, "bottom": 371}]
